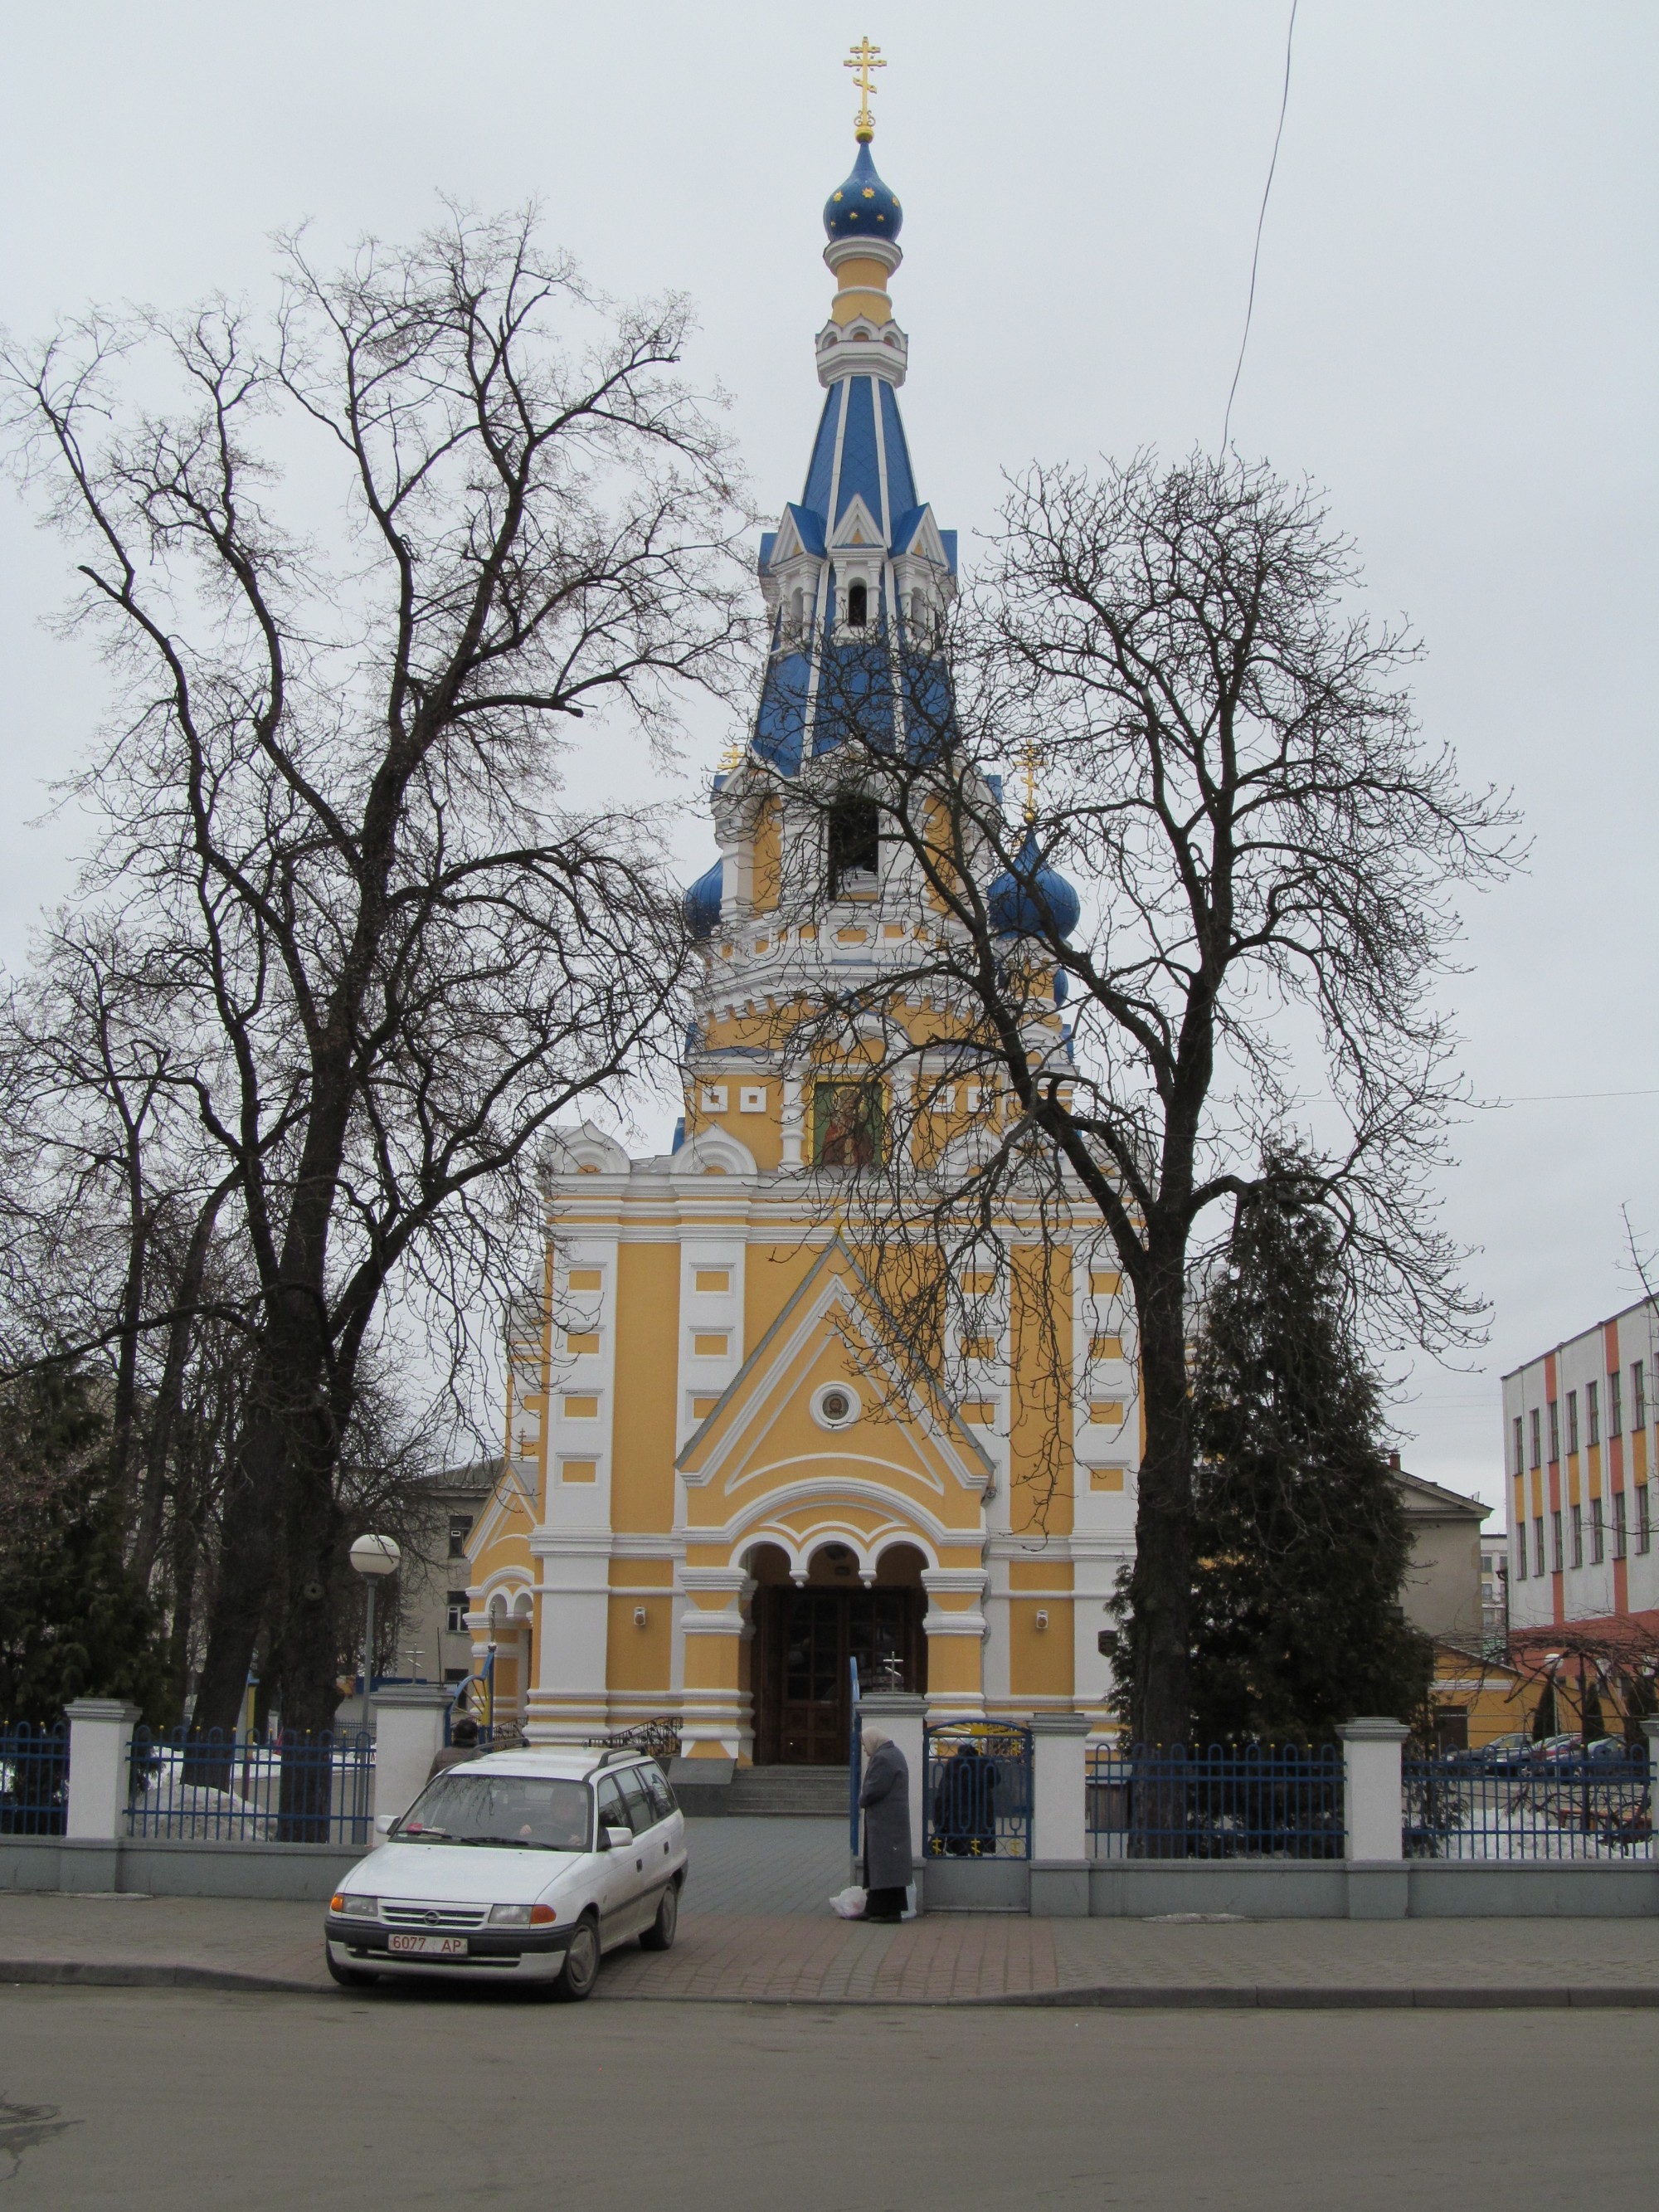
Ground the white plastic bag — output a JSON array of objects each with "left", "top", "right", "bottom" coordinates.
[{"left": 829, "top": 1884, "right": 868, "bottom": 1919}]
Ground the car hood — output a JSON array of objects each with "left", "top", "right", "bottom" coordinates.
[{"left": 338, "top": 1839, "right": 586, "bottom": 1907}]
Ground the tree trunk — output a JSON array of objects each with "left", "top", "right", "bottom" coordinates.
[
  {"left": 1126, "top": 1239, "right": 1194, "bottom": 1753},
  {"left": 130, "top": 1182, "right": 228, "bottom": 1590},
  {"left": 187, "top": 1292, "right": 337, "bottom": 1742}
]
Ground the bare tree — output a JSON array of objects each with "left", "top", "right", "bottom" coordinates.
[
  {"left": 745, "top": 450, "right": 1515, "bottom": 1749},
  {"left": 4, "top": 207, "right": 750, "bottom": 1740}
]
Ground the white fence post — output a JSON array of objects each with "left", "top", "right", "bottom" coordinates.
[
  {"left": 1029, "top": 1713, "right": 1091, "bottom": 1917},
  {"left": 856, "top": 1690, "right": 927, "bottom": 1910},
  {"left": 1338, "top": 1716, "right": 1409, "bottom": 1919},
  {"left": 62, "top": 1698, "right": 139, "bottom": 1889},
  {"left": 370, "top": 1684, "right": 455, "bottom": 1832}
]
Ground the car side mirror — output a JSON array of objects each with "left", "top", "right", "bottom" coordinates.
[
  {"left": 374, "top": 1815, "right": 396, "bottom": 1838},
  {"left": 605, "top": 1825, "right": 633, "bottom": 1851}
]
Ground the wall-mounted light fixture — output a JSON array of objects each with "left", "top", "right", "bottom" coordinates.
[
  {"left": 1034, "top": 1608, "right": 1049, "bottom": 1631},
  {"left": 633, "top": 1605, "right": 648, "bottom": 1629}
]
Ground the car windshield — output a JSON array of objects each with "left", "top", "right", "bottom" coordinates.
[{"left": 396, "top": 1773, "right": 591, "bottom": 1851}]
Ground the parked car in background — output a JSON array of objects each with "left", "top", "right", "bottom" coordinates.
[
  {"left": 324, "top": 1747, "right": 686, "bottom": 2000},
  {"left": 1475, "top": 1733, "right": 1534, "bottom": 1773}
]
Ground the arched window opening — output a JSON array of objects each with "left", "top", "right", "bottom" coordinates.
[
  {"left": 827, "top": 795, "right": 880, "bottom": 897},
  {"left": 791, "top": 587, "right": 805, "bottom": 632},
  {"left": 846, "top": 581, "right": 868, "bottom": 628}
]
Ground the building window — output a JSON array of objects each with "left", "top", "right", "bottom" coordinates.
[
  {"left": 448, "top": 1515, "right": 473, "bottom": 1559},
  {"left": 1533, "top": 1517, "right": 1545, "bottom": 1576},
  {"left": 1640, "top": 1484, "right": 1653, "bottom": 1556},
  {"left": 813, "top": 1079, "right": 883, "bottom": 1168},
  {"left": 445, "top": 1590, "right": 469, "bottom": 1633},
  {"left": 1571, "top": 1503, "right": 1584, "bottom": 1568},
  {"left": 1635, "top": 1361, "right": 1648, "bottom": 1431},
  {"left": 1609, "top": 1369, "right": 1623, "bottom": 1439},
  {"left": 826, "top": 796, "right": 881, "bottom": 896},
  {"left": 1515, "top": 1526, "right": 1527, "bottom": 1581},
  {"left": 1551, "top": 1510, "right": 1563, "bottom": 1573},
  {"left": 1567, "top": 1391, "right": 1579, "bottom": 1454},
  {"left": 1614, "top": 1489, "right": 1628, "bottom": 1559},
  {"left": 1512, "top": 1414, "right": 1525, "bottom": 1477},
  {"left": 1588, "top": 1380, "right": 1600, "bottom": 1446},
  {"left": 1548, "top": 1399, "right": 1559, "bottom": 1464},
  {"left": 845, "top": 579, "right": 868, "bottom": 628},
  {"left": 1591, "top": 1496, "right": 1604, "bottom": 1563},
  {"left": 1529, "top": 1408, "right": 1541, "bottom": 1469}
]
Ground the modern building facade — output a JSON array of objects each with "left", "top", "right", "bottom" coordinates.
[
  {"left": 1502, "top": 1294, "right": 1659, "bottom": 1645},
  {"left": 463, "top": 110, "right": 1136, "bottom": 1761}
]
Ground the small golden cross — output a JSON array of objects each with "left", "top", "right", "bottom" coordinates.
[
  {"left": 1019, "top": 739, "right": 1041, "bottom": 824},
  {"left": 844, "top": 37, "right": 886, "bottom": 141}
]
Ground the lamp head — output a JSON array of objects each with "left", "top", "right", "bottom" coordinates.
[{"left": 349, "top": 1532, "right": 401, "bottom": 1580}]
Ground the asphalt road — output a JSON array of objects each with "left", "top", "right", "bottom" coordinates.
[{"left": 0, "top": 1985, "right": 1652, "bottom": 2210}]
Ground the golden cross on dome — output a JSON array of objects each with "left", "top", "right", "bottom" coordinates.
[
  {"left": 1019, "top": 738, "right": 1041, "bottom": 824},
  {"left": 844, "top": 37, "right": 886, "bottom": 141}
]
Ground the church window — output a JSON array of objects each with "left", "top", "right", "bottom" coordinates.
[
  {"left": 846, "top": 580, "right": 868, "bottom": 627},
  {"left": 813, "top": 1079, "right": 882, "bottom": 1168},
  {"left": 827, "top": 797, "right": 881, "bottom": 894}
]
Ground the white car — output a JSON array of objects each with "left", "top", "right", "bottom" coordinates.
[{"left": 324, "top": 1747, "right": 687, "bottom": 2000}]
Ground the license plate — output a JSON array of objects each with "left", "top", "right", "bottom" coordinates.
[{"left": 387, "top": 1932, "right": 469, "bottom": 1956}]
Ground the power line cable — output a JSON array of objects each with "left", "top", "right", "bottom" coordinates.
[{"left": 1220, "top": 0, "right": 1300, "bottom": 455}]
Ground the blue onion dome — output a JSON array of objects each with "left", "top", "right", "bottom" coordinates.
[
  {"left": 823, "top": 140, "right": 903, "bottom": 241},
  {"left": 683, "top": 859, "right": 723, "bottom": 940},
  {"left": 988, "top": 827, "right": 1081, "bottom": 942}
]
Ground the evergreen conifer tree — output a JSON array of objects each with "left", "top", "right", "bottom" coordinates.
[{"left": 1183, "top": 1172, "right": 1434, "bottom": 1745}]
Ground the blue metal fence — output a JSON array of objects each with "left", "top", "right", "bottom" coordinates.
[
  {"left": 0, "top": 1722, "right": 69, "bottom": 1835},
  {"left": 925, "top": 1721, "right": 1033, "bottom": 1860},
  {"left": 1087, "top": 1743, "right": 1345, "bottom": 1859},
  {"left": 125, "top": 1727, "right": 374, "bottom": 1845},
  {"left": 1404, "top": 1746, "right": 1652, "bottom": 1859}
]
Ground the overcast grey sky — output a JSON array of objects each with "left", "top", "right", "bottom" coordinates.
[{"left": 2, "top": 2, "right": 1654, "bottom": 1510}]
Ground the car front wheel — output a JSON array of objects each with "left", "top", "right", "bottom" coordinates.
[
  {"left": 325, "top": 1944, "right": 380, "bottom": 1990},
  {"left": 638, "top": 1879, "right": 679, "bottom": 1952},
  {"left": 551, "top": 1916, "right": 601, "bottom": 2002}
]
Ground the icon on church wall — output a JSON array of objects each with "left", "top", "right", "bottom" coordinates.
[{"left": 813, "top": 1079, "right": 883, "bottom": 1167}]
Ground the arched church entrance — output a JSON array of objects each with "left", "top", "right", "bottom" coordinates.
[{"left": 748, "top": 1541, "right": 928, "bottom": 1766}]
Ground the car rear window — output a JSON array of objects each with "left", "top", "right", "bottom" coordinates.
[{"left": 397, "top": 1773, "right": 591, "bottom": 1850}]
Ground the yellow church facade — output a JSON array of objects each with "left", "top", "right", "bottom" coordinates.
[{"left": 465, "top": 104, "right": 1141, "bottom": 1763}]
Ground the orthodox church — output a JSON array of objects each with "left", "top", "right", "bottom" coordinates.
[{"left": 464, "top": 73, "right": 1141, "bottom": 1762}]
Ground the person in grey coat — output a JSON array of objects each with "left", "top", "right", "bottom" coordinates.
[{"left": 858, "top": 1724, "right": 912, "bottom": 1922}]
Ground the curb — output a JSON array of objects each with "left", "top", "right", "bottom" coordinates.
[
  {"left": 1, "top": 1960, "right": 324, "bottom": 1997},
  {"left": 6, "top": 1959, "right": 1659, "bottom": 2010}
]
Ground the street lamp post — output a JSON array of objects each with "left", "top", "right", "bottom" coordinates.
[{"left": 348, "top": 1534, "right": 401, "bottom": 1736}]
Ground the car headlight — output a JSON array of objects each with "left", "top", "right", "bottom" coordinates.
[
  {"left": 330, "top": 1893, "right": 381, "bottom": 1920},
  {"left": 488, "top": 1903, "right": 557, "bottom": 1927}
]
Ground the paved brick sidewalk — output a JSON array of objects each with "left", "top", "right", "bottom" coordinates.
[{"left": 6, "top": 1888, "right": 1659, "bottom": 2006}]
